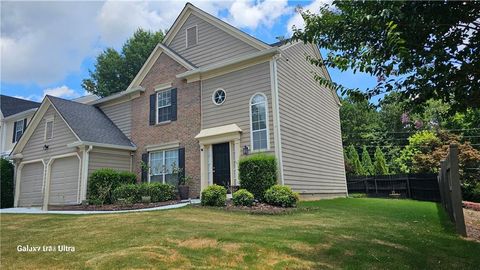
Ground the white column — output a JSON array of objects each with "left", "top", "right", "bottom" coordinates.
[
  {"left": 200, "top": 143, "right": 207, "bottom": 192},
  {"left": 234, "top": 138, "right": 241, "bottom": 186}
]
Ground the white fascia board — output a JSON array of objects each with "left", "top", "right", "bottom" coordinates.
[{"left": 68, "top": 141, "right": 137, "bottom": 151}]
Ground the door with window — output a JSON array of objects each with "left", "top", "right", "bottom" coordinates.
[{"left": 212, "top": 142, "right": 231, "bottom": 190}]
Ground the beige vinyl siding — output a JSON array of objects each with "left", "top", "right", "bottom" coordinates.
[
  {"left": 98, "top": 101, "right": 132, "bottom": 138},
  {"left": 277, "top": 42, "right": 347, "bottom": 194},
  {"left": 169, "top": 14, "right": 259, "bottom": 67},
  {"left": 21, "top": 106, "right": 78, "bottom": 162},
  {"left": 202, "top": 62, "right": 274, "bottom": 153},
  {"left": 88, "top": 148, "right": 132, "bottom": 177}
]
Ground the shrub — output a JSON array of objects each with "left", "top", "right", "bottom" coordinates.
[
  {"left": 239, "top": 154, "right": 277, "bottom": 200},
  {"left": 232, "top": 189, "right": 254, "bottom": 207},
  {"left": 264, "top": 185, "right": 299, "bottom": 208},
  {"left": 88, "top": 168, "right": 137, "bottom": 205},
  {"left": 140, "top": 183, "right": 176, "bottom": 202},
  {"left": 0, "top": 158, "right": 14, "bottom": 208},
  {"left": 112, "top": 184, "right": 140, "bottom": 204},
  {"left": 201, "top": 184, "right": 227, "bottom": 207}
]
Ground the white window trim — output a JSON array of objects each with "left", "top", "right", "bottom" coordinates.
[
  {"left": 185, "top": 25, "right": 198, "bottom": 48},
  {"left": 212, "top": 88, "right": 226, "bottom": 105},
  {"left": 148, "top": 148, "right": 179, "bottom": 183},
  {"left": 44, "top": 117, "right": 54, "bottom": 142},
  {"left": 14, "top": 119, "right": 25, "bottom": 143},
  {"left": 156, "top": 89, "right": 172, "bottom": 124},
  {"left": 249, "top": 93, "right": 270, "bottom": 152}
]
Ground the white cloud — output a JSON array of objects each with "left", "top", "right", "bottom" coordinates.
[
  {"left": 43, "top": 85, "right": 80, "bottom": 99},
  {"left": 227, "top": 0, "right": 291, "bottom": 29},
  {"left": 286, "top": 0, "right": 332, "bottom": 35}
]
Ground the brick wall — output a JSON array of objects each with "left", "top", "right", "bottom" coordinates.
[{"left": 131, "top": 53, "right": 201, "bottom": 197}]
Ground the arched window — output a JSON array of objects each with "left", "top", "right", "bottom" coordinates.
[{"left": 250, "top": 93, "right": 269, "bottom": 151}]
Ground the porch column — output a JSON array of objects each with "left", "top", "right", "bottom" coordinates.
[
  {"left": 233, "top": 138, "right": 241, "bottom": 186},
  {"left": 199, "top": 143, "right": 208, "bottom": 192}
]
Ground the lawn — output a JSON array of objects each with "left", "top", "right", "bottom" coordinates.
[{"left": 1, "top": 198, "right": 479, "bottom": 269}]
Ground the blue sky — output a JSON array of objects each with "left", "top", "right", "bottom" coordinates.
[{"left": 1, "top": 0, "right": 377, "bottom": 103}]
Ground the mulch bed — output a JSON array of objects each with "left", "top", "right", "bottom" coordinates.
[
  {"left": 463, "top": 201, "right": 480, "bottom": 211},
  {"left": 48, "top": 200, "right": 181, "bottom": 211},
  {"left": 193, "top": 200, "right": 297, "bottom": 215}
]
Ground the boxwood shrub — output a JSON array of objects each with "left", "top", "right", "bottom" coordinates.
[
  {"left": 201, "top": 184, "right": 227, "bottom": 207},
  {"left": 88, "top": 168, "right": 137, "bottom": 205},
  {"left": 264, "top": 185, "right": 299, "bottom": 208},
  {"left": 232, "top": 189, "right": 254, "bottom": 207},
  {"left": 239, "top": 154, "right": 277, "bottom": 200},
  {"left": 113, "top": 183, "right": 176, "bottom": 204}
]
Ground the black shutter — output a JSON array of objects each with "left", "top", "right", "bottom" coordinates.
[
  {"left": 12, "top": 121, "right": 17, "bottom": 143},
  {"left": 23, "top": 118, "right": 27, "bottom": 132},
  {"left": 178, "top": 147, "right": 185, "bottom": 180},
  {"left": 171, "top": 88, "right": 177, "bottom": 121},
  {"left": 141, "top": 153, "right": 149, "bottom": 182},
  {"left": 149, "top": 94, "right": 156, "bottom": 125}
]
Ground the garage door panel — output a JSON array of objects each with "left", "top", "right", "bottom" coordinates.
[
  {"left": 18, "top": 162, "right": 44, "bottom": 207},
  {"left": 49, "top": 156, "right": 80, "bottom": 205}
]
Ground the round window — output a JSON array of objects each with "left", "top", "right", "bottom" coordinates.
[{"left": 212, "top": 89, "right": 226, "bottom": 105}]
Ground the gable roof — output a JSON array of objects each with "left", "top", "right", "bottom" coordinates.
[
  {"left": 163, "top": 3, "right": 270, "bottom": 51},
  {"left": 47, "top": 96, "right": 134, "bottom": 147},
  {"left": 126, "top": 43, "right": 196, "bottom": 91},
  {"left": 0, "top": 95, "right": 40, "bottom": 117}
]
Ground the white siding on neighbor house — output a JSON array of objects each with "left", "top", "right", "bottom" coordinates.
[
  {"left": 88, "top": 148, "right": 132, "bottom": 177},
  {"left": 98, "top": 101, "right": 132, "bottom": 138},
  {"left": 277, "top": 42, "right": 347, "bottom": 194},
  {"left": 21, "top": 106, "right": 78, "bottom": 162},
  {"left": 169, "top": 14, "right": 259, "bottom": 67},
  {"left": 202, "top": 62, "right": 274, "bottom": 153},
  {"left": 2, "top": 113, "right": 35, "bottom": 155}
]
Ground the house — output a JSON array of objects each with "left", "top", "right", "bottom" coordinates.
[
  {"left": 0, "top": 95, "right": 41, "bottom": 157},
  {"left": 10, "top": 3, "right": 347, "bottom": 208}
]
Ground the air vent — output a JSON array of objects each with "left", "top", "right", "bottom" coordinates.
[{"left": 186, "top": 26, "right": 197, "bottom": 48}]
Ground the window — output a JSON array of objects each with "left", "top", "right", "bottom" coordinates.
[
  {"left": 14, "top": 120, "right": 24, "bottom": 143},
  {"left": 250, "top": 93, "right": 269, "bottom": 151},
  {"left": 212, "top": 89, "right": 226, "bottom": 105},
  {"left": 157, "top": 89, "right": 172, "bottom": 123},
  {"left": 150, "top": 149, "right": 179, "bottom": 186},
  {"left": 186, "top": 25, "right": 198, "bottom": 48},
  {"left": 45, "top": 119, "right": 54, "bottom": 140}
]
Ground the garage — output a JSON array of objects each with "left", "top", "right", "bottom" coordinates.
[
  {"left": 17, "top": 162, "right": 45, "bottom": 207},
  {"left": 48, "top": 156, "right": 80, "bottom": 205}
]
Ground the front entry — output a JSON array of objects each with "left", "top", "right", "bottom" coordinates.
[{"left": 212, "top": 142, "right": 231, "bottom": 190}]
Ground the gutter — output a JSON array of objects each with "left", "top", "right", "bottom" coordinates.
[
  {"left": 88, "top": 86, "right": 145, "bottom": 106},
  {"left": 67, "top": 141, "right": 137, "bottom": 151},
  {"left": 3, "top": 108, "right": 38, "bottom": 120},
  {"left": 176, "top": 47, "right": 280, "bottom": 80}
]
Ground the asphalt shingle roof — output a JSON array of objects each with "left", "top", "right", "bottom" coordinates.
[
  {"left": 0, "top": 95, "right": 40, "bottom": 117},
  {"left": 47, "top": 95, "right": 134, "bottom": 147}
]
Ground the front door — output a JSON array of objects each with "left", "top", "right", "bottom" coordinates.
[{"left": 212, "top": 142, "right": 231, "bottom": 190}]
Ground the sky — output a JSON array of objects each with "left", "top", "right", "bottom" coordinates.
[{"left": 1, "top": 0, "right": 377, "bottom": 103}]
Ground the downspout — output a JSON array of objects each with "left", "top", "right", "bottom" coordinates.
[
  {"left": 81, "top": 145, "right": 93, "bottom": 202},
  {"left": 270, "top": 55, "right": 285, "bottom": 185}
]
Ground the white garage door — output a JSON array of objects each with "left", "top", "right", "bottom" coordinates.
[
  {"left": 49, "top": 156, "right": 80, "bottom": 205},
  {"left": 18, "top": 162, "right": 44, "bottom": 207}
]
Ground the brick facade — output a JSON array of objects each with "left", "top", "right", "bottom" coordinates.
[{"left": 130, "top": 53, "right": 202, "bottom": 197}]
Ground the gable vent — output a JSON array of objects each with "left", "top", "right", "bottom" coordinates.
[{"left": 186, "top": 26, "right": 198, "bottom": 48}]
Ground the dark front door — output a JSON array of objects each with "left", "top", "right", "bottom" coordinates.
[{"left": 212, "top": 142, "right": 231, "bottom": 190}]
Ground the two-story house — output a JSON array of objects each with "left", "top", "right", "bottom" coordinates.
[
  {"left": 10, "top": 3, "right": 347, "bottom": 208},
  {"left": 0, "top": 95, "right": 41, "bottom": 158}
]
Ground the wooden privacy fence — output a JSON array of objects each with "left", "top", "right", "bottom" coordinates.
[
  {"left": 347, "top": 173, "right": 441, "bottom": 202},
  {"left": 438, "top": 144, "right": 467, "bottom": 236}
]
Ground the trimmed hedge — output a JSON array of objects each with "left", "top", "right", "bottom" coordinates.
[
  {"left": 239, "top": 154, "right": 277, "bottom": 200},
  {"left": 0, "top": 158, "right": 14, "bottom": 208},
  {"left": 88, "top": 168, "right": 137, "bottom": 205},
  {"left": 112, "top": 183, "right": 176, "bottom": 204},
  {"left": 201, "top": 184, "right": 227, "bottom": 207},
  {"left": 264, "top": 185, "right": 299, "bottom": 208},
  {"left": 232, "top": 189, "right": 254, "bottom": 207}
]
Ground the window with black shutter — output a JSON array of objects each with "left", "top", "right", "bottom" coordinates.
[{"left": 150, "top": 88, "right": 177, "bottom": 125}]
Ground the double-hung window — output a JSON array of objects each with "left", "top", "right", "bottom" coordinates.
[
  {"left": 157, "top": 89, "right": 172, "bottom": 123},
  {"left": 250, "top": 93, "right": 269, "bottom": 151},
  {"left": 149, "top": 149, "right": 179, "bottom": 186},
  {"left": 13, "top": 119, "right": 25, "bottom": 142}
]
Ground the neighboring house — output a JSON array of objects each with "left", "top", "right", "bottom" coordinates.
[
  {"left": 0, "top": 95, "right": 41, "bottom": 157},
  {"left": 11, "top": 3, "right": 347, "bottom": 208}
]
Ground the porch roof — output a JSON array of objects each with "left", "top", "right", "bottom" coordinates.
[{"left": 195, "top": 124, "right": 242, "bottom": 140}]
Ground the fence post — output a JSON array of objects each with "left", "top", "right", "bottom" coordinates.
[
  {"left": 374, "top": 177, "right": 378, "bottom": 194},
  {"left": 406, "top": 174, "right": 411, "bottom": 199},
  {"left": 364, "top": 176, "right": 368, "bottom": 194},
  {"left": 448, "top": 144, "right": 467, "bottom": 236}
]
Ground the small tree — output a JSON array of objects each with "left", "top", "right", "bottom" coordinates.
[
  {"left": 346, "top": 145, "right": 364, "bottom": 175},
  {"left": 374, "top": 146, "right": 389, "bottom": 175},
  {"left": 361, "top": 146, "right": 375, "bottom": 175},
  {"left": 1, "top": 158, "right": 14, "bottom": 208}
]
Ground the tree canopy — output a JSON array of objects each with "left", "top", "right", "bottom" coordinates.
[
  {"left": 83, "top": 29, "right": 164, "bottom": 97},
  {"left": 292, "top": 0, "right": 479, "bottom": 113}
]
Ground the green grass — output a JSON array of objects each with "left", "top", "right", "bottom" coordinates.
[{"left": 1, "top": 198, "right": 479, "bottom": 269}]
